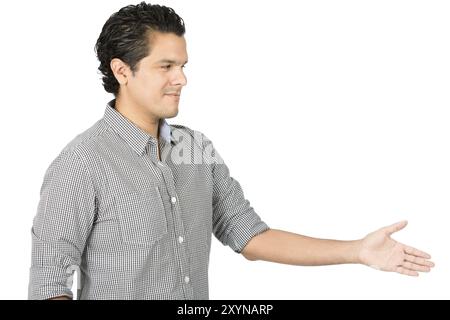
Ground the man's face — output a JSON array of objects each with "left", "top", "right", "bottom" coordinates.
[{"left": 122, "top": 32, "right": 188, "bottom": 120}]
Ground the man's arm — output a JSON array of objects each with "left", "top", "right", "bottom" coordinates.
[
  {"left": 199, "top": 132, "right": 270, "bottom": 253},
  {"left": 241, "top": 221, "right": 434, "bottom": 276},
  {"left": 29, "top": 150, "right": 96, "bottom": 300},
  {"left": 241, "top": 229, "right": 361, "bottom": 265}
]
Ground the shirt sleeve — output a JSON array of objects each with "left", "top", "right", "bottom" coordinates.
[
  {"left": 200, "top": 133, "right": 270, "bottom": 253},
  {"left": 28, "top": 150, "right": 96, "bottom": 300}
]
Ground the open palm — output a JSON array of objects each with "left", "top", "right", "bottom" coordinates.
[{"left": 359, "top": 221, "right": 434, "bottom": 276}]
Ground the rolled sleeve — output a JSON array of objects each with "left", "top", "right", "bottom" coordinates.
[
  {"left": 28, "top": 150, "right": 96, "bottom": 300},
  {"left": 201, "top": 133, "right": 270, "bottom": 253}
]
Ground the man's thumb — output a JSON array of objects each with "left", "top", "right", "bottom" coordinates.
[{"left": 383, "top": 220, "right": 408, "bottom": 236}]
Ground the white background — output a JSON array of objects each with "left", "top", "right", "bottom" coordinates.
[{"left": 0, "top": 0, "right": 448, "bottom": 299}]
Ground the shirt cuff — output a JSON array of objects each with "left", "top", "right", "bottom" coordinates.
[
  {"left": 28, "top": 266, "right": 74, "bottom": 300},
  {"left": 226, "top": 217, "right": 270, "bottom": 253}
]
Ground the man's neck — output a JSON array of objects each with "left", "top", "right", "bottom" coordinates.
[{"left": 114, "top": 98, "right": 160, "bottom": 139}]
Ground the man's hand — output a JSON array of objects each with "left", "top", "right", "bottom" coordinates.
[{"left": 358, "top": 220, "right": 435, "bottom": 276}]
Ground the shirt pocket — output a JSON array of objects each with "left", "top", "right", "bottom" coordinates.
[{"left": 115, "top": 186, "right": 168, "bottom": 246}]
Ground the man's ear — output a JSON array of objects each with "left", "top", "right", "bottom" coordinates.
[{"left": 110, "top": 58, "right": 131, "bottom": 85}]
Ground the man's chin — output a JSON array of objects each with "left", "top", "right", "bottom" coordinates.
[{"left": 163, "top": 108, "right": 179, "bottom": 119}]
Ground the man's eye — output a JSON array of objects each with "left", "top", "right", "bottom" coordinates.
[{"left": 162, "top": 65, "right": 171, "bottom": 70}]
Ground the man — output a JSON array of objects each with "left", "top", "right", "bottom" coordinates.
[{"left": 28, "top": 2, "right": 434, "bottom": 300}]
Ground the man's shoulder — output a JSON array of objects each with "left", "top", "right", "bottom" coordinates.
[
  {"left": 60, "top": 119, "right": 109, "bottom": 156},
  {"left": 41, "top": 119, "right": 109, "bottom": 177},
  {"left": 170, "top": 123, "right": 195, "bottom": 136},
  {"left": 169, "top": 123, "right": 213, "bottom": 148},
  {"left": 169, "top": 123, "right": 211, "bottom": 141}
]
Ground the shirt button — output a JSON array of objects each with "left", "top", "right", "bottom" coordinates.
[
  {"left": 184, "top": 276, "right": 190, "bottom": 284},
  {"left": 171, "top": 196, "right": 177, "bottom": 203},
  {"left": 178, "top": 236, "right": 184, "bottom": 244}
]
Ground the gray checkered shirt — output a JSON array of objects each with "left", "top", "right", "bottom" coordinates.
[{"left": 28, "top": 100, "right": 269, "bottom": 300}]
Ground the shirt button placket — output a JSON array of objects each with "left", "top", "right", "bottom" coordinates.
[{"left": 156, "top": 160, "right": 192, "bottom": 298}]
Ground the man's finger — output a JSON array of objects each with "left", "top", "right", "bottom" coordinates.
[
  {"left": 404, "top": 253, "right": 435, "bottom": 267},
  {"left": 404, "top": 245, "right": 432, "bottom": 259},
  {"left": 383, "top": 220, "right": 408, "bottom": 236},
  {"left": 396, "top": 266, "right": 419, "bottom": 277},
  {"left": 402, "top": 261, "right": 431, "bottom": 272}
]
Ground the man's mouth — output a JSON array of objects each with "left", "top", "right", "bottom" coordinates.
[{"left": 164, "top": 92, "right": 181, "bottom": 101}]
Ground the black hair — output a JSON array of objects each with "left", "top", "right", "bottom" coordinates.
[{"left": 94, "top": 2, "right": 185, "bottom": 96}]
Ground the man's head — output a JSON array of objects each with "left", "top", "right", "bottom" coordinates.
[{"left": 95, "top": 2, "right": 187, "bottom": 120}]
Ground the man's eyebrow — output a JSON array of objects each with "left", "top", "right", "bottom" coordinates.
[{"left": 155, "top": 59, "right": 188, "bottom": 65}]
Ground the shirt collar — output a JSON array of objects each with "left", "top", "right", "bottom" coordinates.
[{"left": 103, "top": 99, "right": 173, "bottom": 156}]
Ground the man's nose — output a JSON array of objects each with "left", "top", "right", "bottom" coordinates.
[{"left": 172, "top": 68, "right": 187, "bottom": 87}]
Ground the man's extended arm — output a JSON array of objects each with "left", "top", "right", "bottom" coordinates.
[
  {"left": 241, "top": 221, "right": 434, "bottom": 276},
  {"left": 242, "top": 229, "right": 360, "bottom": 265}
]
